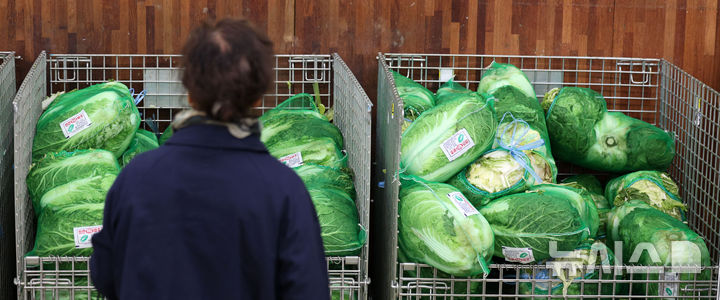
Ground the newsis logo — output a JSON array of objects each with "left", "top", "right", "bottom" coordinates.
[{"left": 545, "top": 241, "right": 704, "bottom": 276}]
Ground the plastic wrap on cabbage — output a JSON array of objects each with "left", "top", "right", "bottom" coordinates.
[
  {"left": 527, "top": 184, "right": 600, "bottom": 239},
  {"left": 293, "top": 163, "right": 356, "bottom": 198},
  {"left": 477, "top": 62, "right": 536, "bottom": 99},
  {"left": 448, "top": 86, "right": 557, "bottom": 205},
  {"left": 398, "top": 177, "right": 494, "bottom": 276},
  {"left": 519, "top": 241, "right": 624, "bottom": 299},
  {"left": 121, "top": 129, "right": 159, "bottom": 166},
  {"left": 32, "top": 82, "right": 140, "bottom": 160},
  {"left": 400, "top": 93, "right": 496, "bottom": 182},
  {"left": 605, "top": 171, "right": 685, "bottom": 221},
  {"left": 37, "top": 174, "right": 116, "bottom": 212},
  {"left": 267, "top": 137, "right": 346, "bottom": 169},
  {"left": 435, "top": 79, "right": 475, "bottom": 106},
  {"left": 26, "top": 150, "right": 120, "bottom": 213},
  {"left": 391, "top": 70, "right": 435, "bottom": 127},
  {"left": 607, "top": 200, "right": 711, "bottom": 298},
  {"left": 260, "top": 105, "right": 343, "bottom": 149},
  {"left": 478, "top": 187, "right": 592, "bottom": 263},
  {"left": 28, "top": 203, "right": 104, "bottom": 257},
  {"left": 542, "top": 87, "right": 675, "bottom": 172},
  {"left": 308, "top": 188, "right": 365, "bottom": 256},
  {"left": 561, "top": 175, "right": 611, "bottom": 238}
]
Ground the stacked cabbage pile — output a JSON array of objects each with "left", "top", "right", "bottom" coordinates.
[
  {"left": 394, "top": 63, "right": 710, "bottom": 298},
  {"left": 27, "top": 82, "right": 160, "bottom": 258},
  {"left": 260, "top": 94, "right": 366, "bottom": 257}
]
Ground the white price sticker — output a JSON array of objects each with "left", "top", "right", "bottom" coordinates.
[
  {"left": 440, "top": 128, "right": 475, "bottom": 162},
  {"left": 660, "top": 272, "right": 679, "bottom": 297},
  {"left": 60, "top": 110, "right": 93, "bottom": 138},
  {"left": 502, "top": 246, "right": 535, "bottom": 264},
  {"left": 279, "top": 152, "right": 304, "bottom": 168},
  {"left": 73, "top": 225, "right": 103, "bottom": 249},
  {"left": 446, "top": 192, "right": 479, "bottom": 217}
]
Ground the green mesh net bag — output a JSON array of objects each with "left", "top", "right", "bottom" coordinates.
[
  {"left": 447, "top": 86, "right": 557, "bottom": 206},
  {"left": 37, "top": 174, "right": 116, "bottom": 213},
  {"left": 479, "top": 184, "right": 596, "bottom": 263},
  {"left": 519, "top": 240, "right": 626, "bottom": 299},
  {"left": 260, "top": 94, "right": 347, "bottom": 169},
  {"left": 28, "top": 203, "right": 105, "bottom": 257},
  {"left": 398, "top": 176, "right": 495, "bottom": 277},
  {"left": 400, "top": 93, "right": 497, "bottom": 182},
  {"left": 158, "top": 125, "right": 173, "bottom": 145},
  {"left": 607, "top": 200, "right": 711, "bottom": 298},
  {"left": 27, "top": 149, "right": 120, "bottom": 213},
  {"left": 605, "top": 171, "right": 685, "bottom": 221},
  {"left": 32, "top": 82, "right": 140, "bottom": 160},
  {"left": 435, "top": 79, "right": 476, "bottom": 106},
  {"left": 307, "top": 188, "right": 366, "bottom": 256},
  {"left": 561, "top": 175, "right": 611, "bottom": 239},
  {"left": 391, "top": 70, "right": 436, "bottom": 132},
  {"left": 121, "top": 129, "right": 159, "bottom": 166},
  {"left": 293, "top": 163, "right": 356, "bottom": 199},
  {"left": 477, "top": 62, "right": 536, "bottom": 99},
  {"left": 542, "top": 87, "right": 675, "bottom": 172}
]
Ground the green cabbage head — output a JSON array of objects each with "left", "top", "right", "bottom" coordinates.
[
  {"left": 605, "top": 171, "right": 685, "bottom": 221},
  {"left": 32, "top": 82, "right": 140, "bottom": 160},
  {"left": 478, "top": 62, "right": 536, "bottom": 99},
  {"left": 399, "top": 178, "right": 494, "bottom": 276},
  {"left": 400, "top": 93, "right": 496, "bottom": 182},
  {"left": 121, "top": 129, "right": 159, "bottom": 166}
]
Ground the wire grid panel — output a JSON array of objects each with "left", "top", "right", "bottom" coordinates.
[
  {"left": 376, "top": 53, "right": 719, "bottom": 299},
  {"left": 659, "top": 60, "right": 720, "bottom": 266},
  {"left": 13, "top": 52, "right": 47, "bottom": 299},
  {"left": 332, "top": 53, "right": 373, "bottom": 299},
  {"left": 0, "top": 51, "right": 17, "bottom": 300},
  {"left": 15, "top": 53, "right": 369, "bottom": 299},
  {"left": 398, "top": 263, "right": 719, "bottom": 299}
]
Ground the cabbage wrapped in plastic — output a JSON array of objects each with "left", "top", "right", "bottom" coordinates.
[
  {"left": 478, "top": 62, "right": 536, "bottom": 99},
  {"left": 527, "top": 184, "right": 600, "bottom": 239},
  {"left": 293, "top": 163, "right": 356, "bottom": 199},
  {"left": 37, "top": 174, "right": 116, "bottom": 212},
  {"left": 26, "top": 150, "right": 120, "bottom": 214},
  {"left": 400, "top": 93, "right": 496, "bottom": 182},
  {"left": 28, "top": 203, "right": 104, "bottom": 257},
  {"left": 561, "top": 175, "right": 611, "bottom": 238},
  {"left": 435, "top": 79, "right": 475, "bottom": 106},
  {"left": 519, "top": 241, "right": 625, "bottom": 299},
  {"left": 448, "top": 86, "right": 557, "bottom": 205},
  {"left": 479, "top": 185, "right": 594, "bottom": 263},
  {"left": 605, "top": 171, "right": 685, "bottom": 221},
  {"left": 121, "top": 129, "right": 159, "bottom": 166},
  {"left": 308, "top": 188, "right": 366, "bottom": 256},
  {"left": 32, "top": 82, "right": 140, "bottom": 160},
  {"left": 260, "top": 95, "right": 346, "bottom": 168},
  {"left": 542, "top": 87, "right": 675, "bottom": 172},
  {"left": 158, "top": 126, "right": 173, "bottom": 145},
  {"left": 391, "top": 70, "right": 435, "bottom": 126},
  {"left": 607, "top": 200, "right": 711, "bottom": 298},
  {"left": 398, "top": 177, "right": 494, "bottom": 276}
]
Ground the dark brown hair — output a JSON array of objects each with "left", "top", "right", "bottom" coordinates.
[{"left": 182, "top": 18, "right": 274, "bottom": 121}]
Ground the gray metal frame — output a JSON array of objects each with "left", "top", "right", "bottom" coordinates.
[
  {"left": 13, "top": 52, "right": 372, "bottom": 299},
  {"left": 374, "top": 53, "right": 720, "bottom": 299},
  {"left": 1, "top": 51, "right": 17, "bottom": 300}
]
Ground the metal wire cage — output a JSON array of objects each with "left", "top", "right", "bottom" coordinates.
[
  {"left": 374, "top": 53, "right": 720, "bottom": 299},
  {"left": 13, "top": 52, "right": 372, "bottom": 299},
  {"left": 1, "top": 51, "right": 17, "bottom": 300}
]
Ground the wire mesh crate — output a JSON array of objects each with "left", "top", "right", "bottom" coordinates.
[
  {"left": 13, "top": 52, "right": 372, "bottom": 299},
  {"left": 374, "top": 53, "right": 720, "bottom": 299},
  {"left": 1, "top": 51, "right": 17, "bottom": 300}
]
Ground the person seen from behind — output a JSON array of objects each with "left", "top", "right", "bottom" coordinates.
[{"left": 90, "top": 18, "right": 331, "bottom": 300}]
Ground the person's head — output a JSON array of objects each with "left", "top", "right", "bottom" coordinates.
[{"left": 182, "top": 18, "right": 274, "bottom": 121}]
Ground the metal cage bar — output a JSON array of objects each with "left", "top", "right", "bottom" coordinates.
[
  {"left": 14, "top": 53, "right": 371, "bottom": 300},
  {"left": 375, "top": 53, "right": 720, "bottom": 299},
  {"left": 0, "top": 51, "right": 17, "bottom": 300}
]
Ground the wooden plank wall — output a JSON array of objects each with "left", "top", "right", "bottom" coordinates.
[{"left": 0, "top": 0, "right": 718, "bottom": 99}]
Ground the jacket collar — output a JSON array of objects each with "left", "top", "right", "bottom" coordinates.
[{"left": 164, "top": 123, "right": 268, "bottom": 152}]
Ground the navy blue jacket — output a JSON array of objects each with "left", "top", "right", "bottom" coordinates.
[{"left": 90, "top": 123, "right": 330, "bottom": 300}]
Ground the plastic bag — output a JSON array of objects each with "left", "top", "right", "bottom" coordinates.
[
  {"left": 605, "top": 171, "right": 685, "bottom": 221},
  {"left": 28, "top": 203, "right": 104, "bottom": 257},
  {"left": 121, "top": 129, "right": 159, "bottom": 166},
  {"left": 542, "top": 87, "right": 675, "bottom": 172}
]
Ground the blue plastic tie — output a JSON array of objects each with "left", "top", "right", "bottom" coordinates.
[
  {"left": 496, "top": 112, "right": 545, "bottom": 183},
  {"left": 134, "top": 90, "right": 146, "bottom": 105}
]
